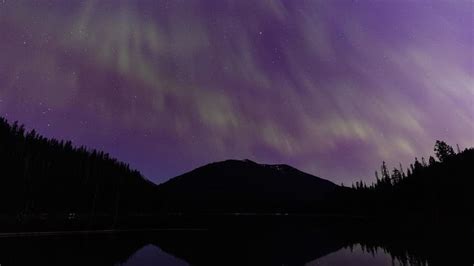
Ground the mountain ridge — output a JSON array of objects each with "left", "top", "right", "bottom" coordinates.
[
  {"left": 1, "top": 117, "right": 472, "bottom": 233},
  {"left": 156, "top": 158, "right": 339, "bottom": 213}
]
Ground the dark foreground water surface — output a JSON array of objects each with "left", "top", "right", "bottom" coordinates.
[
  {"left": 122, "top": 243, "right": 414, "bottom": 266},
  {"left": 0, "top": 229, "right": 470, "bottom": 265}
]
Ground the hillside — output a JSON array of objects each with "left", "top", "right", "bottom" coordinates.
[
  {"left": 156, "top": 159, "right": 339, "bottom": 213},
  {"left": 344, "top": 142, "right": 474, "bottom": 225},
  {"left": 0, "top": 117, "right": 472, "bottom": 232},
  {"left": 0, "top": 117, "right": 159, "bottom": 230}
]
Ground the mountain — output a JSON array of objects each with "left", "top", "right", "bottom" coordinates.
[
  {"left": 0, "top": 116, "right": 341, "bottom": 231},
  {"left": 156, "top": 159, "right": 339, "bottom": 213},
  {"left": 1, "top": 116, "right": 472, "bottom": 233}
]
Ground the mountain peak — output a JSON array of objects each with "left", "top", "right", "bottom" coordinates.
[{"left": 157, "top": 159, "right": 338, "bottom": 213}]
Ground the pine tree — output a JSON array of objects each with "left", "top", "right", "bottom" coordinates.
[
  {"left": 399, "top": 163, "right": 406, "bottom": 179},
  {"left": 434, "top": 140, "right": 455, "bottom": 162},
  {"left": 381, "top": 161, "right": 390, "bottom": 184},
  {"left": 391, "top": 168, "right": 402, "bottom": 184},
  {"left": 428, "top": 156, "right": 436, "bottom": 166},
  {"left": 414, "top": 158, "right": 422, "bottom": 172}
]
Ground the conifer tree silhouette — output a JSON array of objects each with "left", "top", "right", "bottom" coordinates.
[
  {"left": 434, "top": 140, "right": 455, "bottom": 162},
  {"left": 0, "top": 117, "right": 159, "bottom": 230}
]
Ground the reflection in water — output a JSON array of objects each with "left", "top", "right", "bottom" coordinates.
[
  {"left": 308, "top": 244, "right": 419, "bottom": 266},
  {"left": 122, "top": 244, "right": 187, "bottom": 266},
  {"left": 0, "top": 233, "right": 145, "bottom": 266},
  {"left": 0, "top": 230, "right": 470, "bottom": 266},
  {"left": 123, "top": 242, "right": 409, "bottom": 266},
  {"left": 147, "top": 229, "right": 347, "bottom": 265}
]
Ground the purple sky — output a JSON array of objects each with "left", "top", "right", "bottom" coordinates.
[{"left": 0, "top": 0, "right": 473, "bottom": 184}]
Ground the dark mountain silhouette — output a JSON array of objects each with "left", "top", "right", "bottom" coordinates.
[
  {"left": 156, "top": 159, "right": 338, "bottom": 213},
  {"left": 0, "top": 117, "right": 340, "bottom": 231},
  {"left": 0, "top": 116, "right": 472, "bottom": 236}
]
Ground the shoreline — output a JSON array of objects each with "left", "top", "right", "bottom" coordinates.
[{"left": 0, "top": 228, "right": 208, "bottom": 238}]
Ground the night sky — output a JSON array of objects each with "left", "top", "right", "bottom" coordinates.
[{"left": 0, "top": 1, "right": 472, "bottom": 184}]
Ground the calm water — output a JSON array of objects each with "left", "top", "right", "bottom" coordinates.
[
  {"left": 0, "top": 230, "right": 469, "bottom": 265},
  {"left": 121, "top": 244, "right": 188, "bottom": 266},
  {"left": 122, "top": 243, "right": 418, "bottom": 266},
  {"left": 305, "top": 245, "right": 423, "bottom": 266}
]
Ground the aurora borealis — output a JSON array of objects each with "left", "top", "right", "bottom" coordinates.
[{"left": 0, "top": 0, "right": 472, "bottom": 184}]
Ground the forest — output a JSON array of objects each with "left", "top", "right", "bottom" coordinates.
[
  {"left": 343, "top": 140, "right": 473, "bottom": 227},
  {"left": 0, "top": 117, "right": 472, "bottom": 232},
  {"left": 0, "top": 117, "right": 160, "bottom": 231}
]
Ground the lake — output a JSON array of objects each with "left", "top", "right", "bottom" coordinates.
[
  {"left": 0, "top": 229, "right": 470, "bottom": 265},
  {"left": 123, "top": 242, "right": 421, "bottom": 266}
]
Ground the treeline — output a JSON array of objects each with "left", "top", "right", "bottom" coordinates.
[
  {"left": 343, "top": 140, "right": 474, "bottom": 224},
  {"left": 0, "top": 118, "right": 159, "bottom": 230},
  {"left": 0, "top": 116, "right": 472, "bottom": 232}
]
